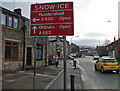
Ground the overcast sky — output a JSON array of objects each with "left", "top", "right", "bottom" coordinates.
[{"left": 0, "top": 0, "right": 119, "bottom": 47}]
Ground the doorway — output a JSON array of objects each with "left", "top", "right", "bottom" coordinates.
[{"left": 26, "top": 47, "right": 32, "bottom": 66}]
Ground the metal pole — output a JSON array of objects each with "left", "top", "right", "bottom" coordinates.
[
  {"left": 22, "top": 19, "right": 26, "bottom": 70},
  {"left": 33, "top": 37, "right": 37, "bottom": 89},
  {"left": 45, "top": 37, "right": 48, "bottom": 67},
  {"left": 63, "top": 36, "right": 66, "bottom": 91}
]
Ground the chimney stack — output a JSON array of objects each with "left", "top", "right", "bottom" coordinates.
[{"left": 14, "top": 8, "right": 22, "bottom": 15}]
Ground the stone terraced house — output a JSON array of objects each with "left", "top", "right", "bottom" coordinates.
[
  {"left": 48, "top": 36, "right": 70, "bottom": 58},
  {"left": 0, "top": 6, "right": 48, "bottom": 74}
]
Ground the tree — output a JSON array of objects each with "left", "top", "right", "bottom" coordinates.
[{"left": 103, "top": 39, "right": 111, "bottom": 46}]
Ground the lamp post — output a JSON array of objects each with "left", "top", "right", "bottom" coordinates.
[{"left": 70, "top": 36, "right": 79, "bottom": 44}]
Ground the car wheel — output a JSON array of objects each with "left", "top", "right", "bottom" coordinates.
[
  {"left": 116, "top": 70, "right": 119, "bottom": 74},
  {"left": 94, "top": 65, "right": 97, "bottom": 71},
  {"left": 101, "top": 67, "right": 105, "bottom": 73}
]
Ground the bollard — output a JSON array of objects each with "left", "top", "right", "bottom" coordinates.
[
  {"left": 70, "top": 74, "right": 75, "bottom": 91},
  {"left": 73, "top": 60, "right": 76, "bottom": 69}
]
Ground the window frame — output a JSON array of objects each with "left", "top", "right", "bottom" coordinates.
[
  {"left": 1, "top": 13, "right": 7, "bottom": 26},
  {"left": 8, "top": 15, "right": 13, "bottom": 27},
  {"left": 5, "top": 41, "right": 19, "bottom": 61},
  {"left": 13, "top": 17, "right": 19, "bottom": 29},
  {"left": 36, "top": 44, "right": 43, "bottom": 61}
]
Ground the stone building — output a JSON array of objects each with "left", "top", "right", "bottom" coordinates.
[
  {"left": 0, "top": 7, "right": 48, "bottom": 73},
  {"left": 96, "top": 46, "right": 108, "bottom": 57},
  {"left": 69, "top": 43, "right": 80, "bottom": 57},
  {"left": 48, "top": 36, "right": 70, "bottom": 58},
  {"left": 106, "top": 38, "right": 120, "bottom": 61}
]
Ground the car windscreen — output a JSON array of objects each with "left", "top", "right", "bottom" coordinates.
[
  {"left": 102, "top": 59, "right": 117, "bottom": 62},
  {"left": 94, "top": 54, "right": 99, "bottom": 56}
]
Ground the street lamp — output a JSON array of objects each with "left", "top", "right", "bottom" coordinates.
[{"left": 70, "top": 35, "right": 79, "bottom": 44}]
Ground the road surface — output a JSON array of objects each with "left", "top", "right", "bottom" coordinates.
[{"left": 77, "top": 56, "right": 119, "bottom": 90}]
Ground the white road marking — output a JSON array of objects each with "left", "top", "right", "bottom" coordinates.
[
  {"left": 27, "top": 73, "right": 55, "bottom": 78},
  {"left": 91, "top": 59, "right": 97, "bottom": 63},
  {"left": 46, "top": 70, "right": 63, "bottom": 90},
  {"left": 77, "top": 65, "right": 84, "bottom": 71}
]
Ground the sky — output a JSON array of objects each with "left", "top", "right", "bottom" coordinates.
[{"left": 0, "top": 0, "right": 119, "bottom": 47}]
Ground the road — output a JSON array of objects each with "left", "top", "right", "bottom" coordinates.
[{"left": 77, "top": 56, "right": 119, "bottom": 90}]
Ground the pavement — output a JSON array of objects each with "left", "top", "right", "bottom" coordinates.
[
  {"left": 47, "top": 59, "right": 82, "bottom": 90},
  {"left": 2, "top": 59, "right": 82, "bottom": 91}
]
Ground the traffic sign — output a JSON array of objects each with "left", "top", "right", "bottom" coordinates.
[{"left": 30, "top": 2, "right": 74, "bottom": 36}]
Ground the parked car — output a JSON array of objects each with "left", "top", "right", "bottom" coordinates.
[
  {"left": 70, "top": 53, "right": 77, "bottom": 57},
  {"left": 93, "top": 54, "right": 99, "bottom": 60},
  {"left": 58, "top": 56, "right": 61, "bottom": 60},
  {"left": 94, "top": 57, "right": 120, "bottom": 73},
  {"left": 66, "top": 55, "right": 74, "bottom": 60}
]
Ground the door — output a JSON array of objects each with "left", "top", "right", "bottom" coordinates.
[
  {"left": 97, "top": 61, "right": 102, "bottom": 70},
  {"left": 96, "top": 60, "right": 101, "bottom": 70},
  {"left": 57, "top": 52, "right": 60, "bottom": 57},
  {"left": 26, "top": 47, "right": 32, "bottom": 66}
]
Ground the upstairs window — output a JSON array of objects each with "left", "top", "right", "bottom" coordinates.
[
  {"left": 13, "top": 17, "right": 18, "bottom": 28},
  {"left": 8, "top": 16, "right": 12, "bottom": 27},
  {"left": 1, "top": 13, "right": 6, "bottom": 25}
]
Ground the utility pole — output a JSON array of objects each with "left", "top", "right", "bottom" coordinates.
[
  {"left": 45, "top": 37, "right": 48, "bottom": 66},
  {"left": 33, "top": 37, "right": 37, "bottom": 89},
  {"left": 21, "top": 19, "right": 27, "bottom": 70},
  {"left": 63, "top": 36, "right": 66, "bottom": 91}
]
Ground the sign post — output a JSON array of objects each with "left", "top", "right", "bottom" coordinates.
[
  {"left": 33, "top": 37, "right": 37, "bottom": 89},
  {"left": 63, "top": 36, "right": 67, "bottom": 90},
  {"left": 30, "top": 2, "right": 74, "bottom": 90}
]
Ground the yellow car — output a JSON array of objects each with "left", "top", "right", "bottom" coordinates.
[{"left": 94, "top": 57, "right": 120, "bottom": 73}]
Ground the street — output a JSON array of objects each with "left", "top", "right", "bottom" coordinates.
[
  {"left": 77, "top": 56, "right": 119, "bottom": 89},
  {"left": 2, "top": 57, "right": 120, "bottom": 90}
]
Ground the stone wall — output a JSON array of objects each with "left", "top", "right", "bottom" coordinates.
[
  {"left": 0, "top": 6, "right": 2, "bottom": 90},
  {"left": 1, "top": 7, "right": 48, "bottom": 73},
  {"left": 2, "top": 17, "right": 24, "bottom": 73}
]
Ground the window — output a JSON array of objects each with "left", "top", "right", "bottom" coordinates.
[
  {"left": 36, "top": 44, "right": 43, "bottom": 60},
  {"left": 5, "top": 41, "right": 19, "bottom": 61},
  {"left": 8, "top": 16, "right": 12, "bottom": 27},
  {"left": 1, "top": 13, "right": 6, "bottom": 25},
  {"left": 57, "top": 42, "right": 60, "bottom": 46},
  {"left": 52, "top": 42, "right": 54, "bottom": 47},
  {"left": 102, "top": 59, "right": 117, "bottom": 62},
  {"left": 13, "top": 17, "right": 18, "bottom": 28}
]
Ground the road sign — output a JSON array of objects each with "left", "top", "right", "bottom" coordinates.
[{"left": 30, "top": 2, "right": 74, "bottom": 36}]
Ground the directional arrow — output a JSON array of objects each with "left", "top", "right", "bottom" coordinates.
[
  {"left": 33, "top": 18, "right": 40, "bottom": 22},
  {"left": 32, "top": 26, "right": 37, "bottom": 33}
]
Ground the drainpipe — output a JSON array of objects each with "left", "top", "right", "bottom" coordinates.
[{"left": 21, "top": 19, "right": 27, "bottom": 70}]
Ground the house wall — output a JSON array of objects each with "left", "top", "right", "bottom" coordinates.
[
  {"left": 1, "top": 7, "right": 47, "bottom": 73},
  {"left": 107, "top": 39, "right": 120, "bottom": 61},
  {"left": 0, "top": 7, "right": 2, "bottom": 69},
  {"left": 2, "top": 13, "right": 24, "bottom": 73},
  {"left": 0, "top": 7, "right": 2, "bottom": 90},
  {"left": 48, "top": 37, "right": 70, "bottom": 59}
]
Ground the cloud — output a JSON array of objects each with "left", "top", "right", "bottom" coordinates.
[
  {"left": 71, "top": 38, "right": 103, "bottom": 47},
  {"left": 1, "top": 0, "right": 119, "bottom": 47},
  {"left": 84, "top": 32, "right": 106, "bottom": 37}
]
